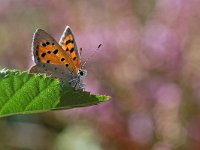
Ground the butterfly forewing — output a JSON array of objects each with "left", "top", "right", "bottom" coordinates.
[
  {"left": 59, "top": 26, "right": 81, "bottom": 70},
  {"left": 32, "top": 29, "right": 76, "bottom": 73}
]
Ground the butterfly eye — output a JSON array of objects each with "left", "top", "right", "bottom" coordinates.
[
  {"left": 79, "top": 71, "right": 84, "bottom": 76},
  {"left": 79, "top": 69, "right": 87, "bottom": 77}
]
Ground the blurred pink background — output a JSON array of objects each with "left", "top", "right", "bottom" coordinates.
[{"left": 0, "top": 0, "right": 200, "bottom": 149}]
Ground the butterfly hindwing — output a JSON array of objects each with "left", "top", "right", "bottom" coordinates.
[
  {"left": 30, "top": 63, "right": 84, "bottom": 89},
  {"left": 32, "top": 29, "right": 76, "bottom": 73},
  {"left": 59, "top": 26, "right": 81, "bottom": 70},
  {"left": 30, "top": 63, "right": 72, "bottom": 81}
]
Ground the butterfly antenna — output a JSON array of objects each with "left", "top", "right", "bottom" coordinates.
[
  {"left": 81, "top": 44, "right": 102, "bottom": 68},
  {"left": 79, "top": 48, "right": 83, "bottom": 56}
]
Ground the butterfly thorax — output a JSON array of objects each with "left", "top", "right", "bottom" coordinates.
[{"left": 66, "top": 69, "right": 86, "bottom": 89}]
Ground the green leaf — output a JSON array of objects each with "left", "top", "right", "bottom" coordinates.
[{"left": 0, "top": 69, "right": 110, "bottom": 117}]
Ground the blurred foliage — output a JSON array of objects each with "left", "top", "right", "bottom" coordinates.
[{"left": 0, "top": 0, "right": 200, "bottom": 150}]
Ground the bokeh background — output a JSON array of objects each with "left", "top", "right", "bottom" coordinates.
[{"left": 0, "top": 0, "right": 200, "bottom": 149}]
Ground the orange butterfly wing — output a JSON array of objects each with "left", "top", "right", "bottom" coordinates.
[
  {"left": 59, "top": 26, "right": 81, "bottom": 70},
  {"left": 32, "top": 29, "right": 78, "bottom": 73}
]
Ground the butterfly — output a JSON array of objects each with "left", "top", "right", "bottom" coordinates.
[{"left": 30, "top": 26, "right": 87, "bottom": 90}]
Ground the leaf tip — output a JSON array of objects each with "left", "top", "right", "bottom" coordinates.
[{"left": 96, "top": 95, "right": 111, "bottom": 102}]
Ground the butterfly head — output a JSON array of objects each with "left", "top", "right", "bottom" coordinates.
[{"left": 78, "top": 69, "right": 87, "bottom": 77}]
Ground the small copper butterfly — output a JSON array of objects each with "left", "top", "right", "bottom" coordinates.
[{"left": 30, "top": 26, "right": 87, "bottom": 89}]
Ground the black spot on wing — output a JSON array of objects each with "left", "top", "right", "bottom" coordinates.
[
  {"left": 65, "top": 40, "right": 74, "bottom": 45},
  {"left": 70, "top": 48, "right": 74, "bottom": 53},
  {"left": 53, "top": 49, "right": 58, "bottom": 54},
  {"left": 41, "top": 53, "right": 46, "bottom": 57},
  {"left": 42, "top": 43, "right": 46, "bottom": 47}
]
